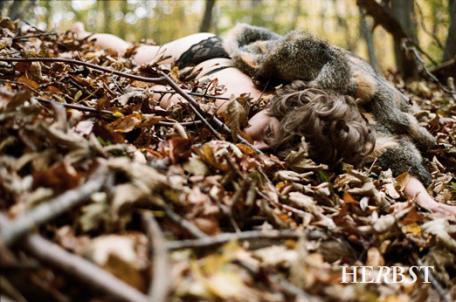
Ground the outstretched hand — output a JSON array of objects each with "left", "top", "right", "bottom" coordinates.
[{"left": 405, "top": 176, "right": 456, "bottom": 216}]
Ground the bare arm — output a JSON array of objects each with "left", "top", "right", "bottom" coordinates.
[
  {"left": 405, "top": 176, "right": 456, "bottom": 216},
  {"left": 70, "top": 22, "right": 215, "bottom": 66},
  {"left": 71, "top": 22, "right": 131, "bottom": 56}
]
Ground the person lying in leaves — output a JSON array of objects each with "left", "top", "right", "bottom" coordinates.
[{"left": 70, "top": 22, "right": 456, "bottom": 216}]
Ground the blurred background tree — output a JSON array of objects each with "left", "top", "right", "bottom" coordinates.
[{"left": 0, "top": 0, "right": 454, "bottom": 80}]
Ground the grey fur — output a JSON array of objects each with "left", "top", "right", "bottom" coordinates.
[
  {"left": 223, "top": 23, "right": 435, "bottom": 150},
  {"left": 224, "top": 23, "right": 351, "bottom": 92},
  {"left": 377, "top": 134, "right": 432, "bottom": 186},
  {"left": 224, "top": 23, "right": 436, "bottom": 185}
]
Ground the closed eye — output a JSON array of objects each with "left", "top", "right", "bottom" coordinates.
[{"left": 264, "top": 124, "right": 274, "bottom": 138}]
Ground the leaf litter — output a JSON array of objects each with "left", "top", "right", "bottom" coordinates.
[{"left": 0, "top": 18, "right": 456, "bottom": 302}]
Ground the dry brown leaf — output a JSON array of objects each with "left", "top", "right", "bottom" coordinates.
[
  {"left": 17, "top": 75, "right": 40, "bottom": 89},
  {"left": 220, "top": 95, "right": 250, "bottom": 141}
]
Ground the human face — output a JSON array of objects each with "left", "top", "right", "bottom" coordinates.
[{"left": 244, "top": 109, "right": 280, "bottom": 150}]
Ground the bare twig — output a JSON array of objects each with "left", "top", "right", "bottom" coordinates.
[
  {"left": 158, "top": 71, "right": 259, "bottom": 149},
  {"left": 0, "top": 57, "right": 260, "bottom": 149},
  {"left": 157, "top": 71, "right": 224, "bottom": 140},
  {"left": 13, "top": 32, "right": 58, "bottom": 41},
  {"left": 37, "top": 97, "right": 204, "bottom": 127},
  {"left": 166, "top": 230, "right": 301, "bottom": 250},
  {"left": 431, "top": 59, "right": 456, "bottom": 82},
  {"left": 412, "top": 253, "right": 450, "bottom": 302},
  {"left": 404, "top": 42, "right": 456, "bottom": 100},
  {"left": 42, "top": 97, "right": 204, "bottom": 127},
  {"left": 268, "top": 274, "right": 315, "bottom": 301},
  {"left": 151, "top": 89, "right": 229, "bottom": 101},
  {"left": 35, "top": 97, "right": 113, "bottom": 116},
  {"left": 0, "top": 215, "right": 148, "bottom": 302},
  {"left": 0, "top": 57, "right": 223, "bottom": 136},
  {"left": 414, "top": 1, "right": 444, "bottom": 51},
  {"left": 397, "top": 218, "right": 451, "bottom": 302},
  {"left": 142, "top": 212, "right": 170, "bottom": 302},
  {"left": 0, "top": 164, "right": 108, "bottom": 246},
  {"left": 162, "top": 205, "right": 208, "bottom": 239},
  {"left": 0, "top": 57, "right": 261, "bottom": 151},
  {"left": 0, "top": 57, "right": 164, "bottom": 82},
  {"left": 158, "top": 120, "right": 202, "bottom": 127}
]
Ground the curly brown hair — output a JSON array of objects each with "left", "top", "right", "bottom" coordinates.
[{"left": 268, "top": 81, "right": 375, "bottom": 166}]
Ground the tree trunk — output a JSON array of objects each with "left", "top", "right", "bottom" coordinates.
[
  {"left": 8, "top": 0, "right": 24, "bottom": 20},
  {"left": 443, "top": 0, "right": 456, "bottom": 61},
  {"left": 359, "top": 8, "right": 379, "bottom": 72},
  {"left": 431, "top": 0, "right": 440, "bottom": 39},
  {"left": 391, "top": 0, "right": 418, "bottom": 79},
  {"left": 142, "top": 0, "right": 150, "bottom": 40},
  {"left": 199, "top": 0, "right": 216, "bottom": 32},
  {"left": 336, "top": 2, "right": 355, "bottom": 52},
  {"left": 153, "top": 0, "right": 164, "bottom": 43},
  {"left": 119, "top": 0, "right": 128, "bottom": 39},
  {"left": 103, "top": 0, "right": 111, "bottom": 33},
  {"left": 250, "top": 0, "right": 264, "bottom": 26},
  {"left": 68, "top": 0, "right": 82, "bottom": 22},
  {"left": 45, "top": 0, "right": 52, "bottom": 30},
  {"left": 0, "top": 0, "right": 7, "bottom": 17},
  {"left": 289, "top": 0, "right": 302, "bottom": 31}
]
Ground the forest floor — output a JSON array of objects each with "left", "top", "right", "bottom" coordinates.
[{"left": 1, "top": 18, "right": 456, "bottom": 302}]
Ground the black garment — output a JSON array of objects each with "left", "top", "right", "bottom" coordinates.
[{"left": 175, "top": 36, "right": 230, "bottom": 69}]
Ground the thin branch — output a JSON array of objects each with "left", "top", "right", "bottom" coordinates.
[
  {"left": 36, "top": 97, "right": 113, "bottom": 116},
  {"left": 0, "top": 215, "right": 148, "bottom": 302},
  {"left": 166, "top": 230, "right": 301, "bottom": 250},
  {"left": 151, "top": 89, "right": 229, "bottom": 101},
  {"left": 414, "top": 1, "right": 444, "bottom": 51},
  {"left": 397, "top": 218, "right": 451, "bottom": 302},
  {"left": 162, "top": 205, "right": 208, "bottom": 239},
  {"left": 404, "top": 42, "right": 456, "bottom": 100},
  {"left": 157, "top": 120, "right": 202, "bottom": 127},
  {"left": 40, "top": 97, "right": 203, "bottom": 127},
  {"left": 412, "top": 254, "right": 450, "bottom": 302},
  {"left": 159, "top": 71, "right": 259, "bottom": 149},
  {"left": 406, "top": 40, "right": 439, "bottom": 66},
  {"left": 0, "top": 57, "right": 164, "bottom": 82},
  {"left": 157, "top": 71, "right": 224, "bottom": 140},
  {"left": 268, "top": 274, "right": 315, "bottom": 301},
  {"left": 0, "top": 57, "right": 260, "bottom": 152},
  {"left": 431, "top": 58, "right": 456, "bottom": 83},
  {"left": 142, "top": 212, "right": 170, "bottom": 302},
  {"left": 13, "top": 32, "right": 58, "bottom": 42},
  {"left": 0, "top": 164, "right": 108, "bottom": 246},
  {"left": 0, "top": 57, "right": 218, "bottom": 141}
]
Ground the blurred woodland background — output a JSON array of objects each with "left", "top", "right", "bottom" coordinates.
[{"left": 0, "top": 0, "right": 455, "bottom": 81}]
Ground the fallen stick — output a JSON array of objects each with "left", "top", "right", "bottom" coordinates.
[
  {"left": 163, "top": 205, "right": 209, "bottom": 239},
  {"left": 0, "top": 164, "right": 108, "bottom": 246},
  {"left": 0, "top": 57, "right": 259, "bottom": 150},
  {"left": 0, "top": 215, "right": 148, "bottom": 302},
  {"left": 36, "top": 97, "right": 113, "bottom": 115},
  {"left": 166, "top": 230, "right": 301, "bottom": 250},
  {"left": 404, "top": 43, "right": 456, "bottom": 100},
  {"left": 0, "top": 57, "right": 164, "bottom": 82},
  {"left": 0, "top": 56, "right": 224, "bottom": 139},
  {"left": 158, "top": 71, "right": 257, "bottom": 147},
  {"left": 151, "top": 89, "right": 229, "bottom": 100},
  {"left": 412, "top": 253, "right": 450, "bottom": 302},
  {"left": 142, "top": 212, "right": 170, "bottom": 302},
  {"left": 37, "top": 97, "right": 204, "bottom": 127}
]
